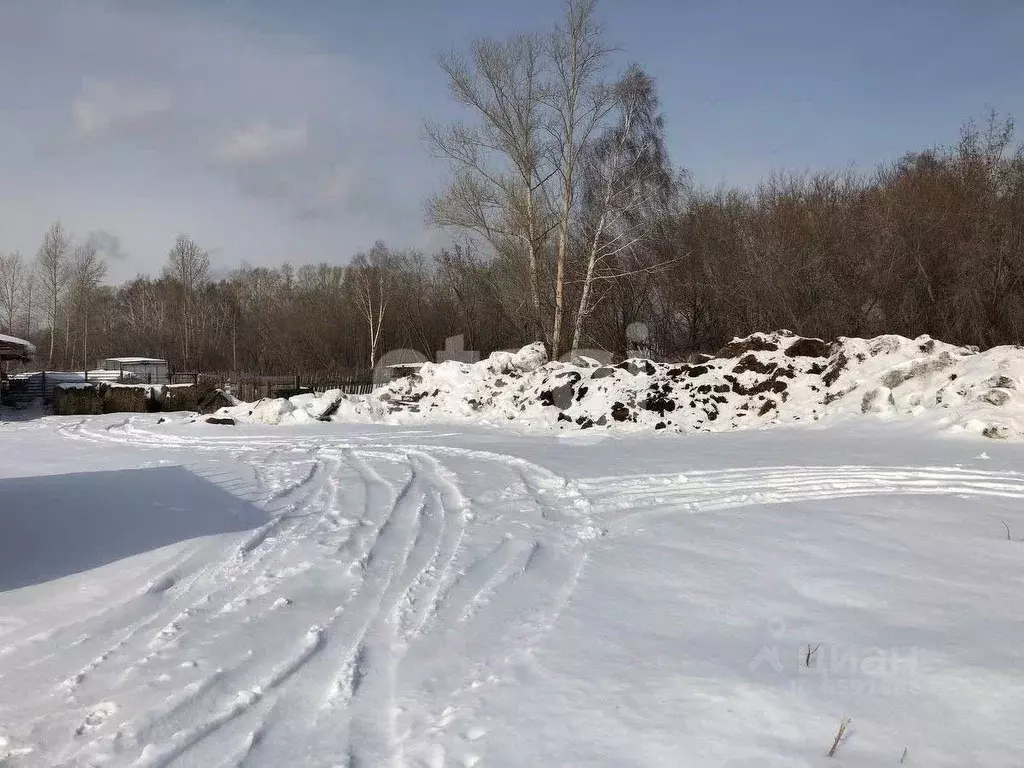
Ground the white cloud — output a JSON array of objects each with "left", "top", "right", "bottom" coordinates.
[
  {"left": 72, "top": 78, "right": 173, "bottom": 138},
  {"left": 0, "top": 3, "right": 435, "bottom": 275},
  {"left": 214, "top": 122, "right": 308, "bottom": 164}
]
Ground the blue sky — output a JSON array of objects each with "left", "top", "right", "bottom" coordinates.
[{"left": 1, "top": 0, "right": 1021, "bottom": 281}]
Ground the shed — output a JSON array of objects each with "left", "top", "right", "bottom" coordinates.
[
  {"left": 0, "top": 334, "right": 35, "bottom": 364},
  {"left": 100, "top": 357, "right": 169, "bottom": 384},
  {"left": 1, "top": 334, "right": 35, "bottom": 384},
  {"left": 1, "top": 335, "right": 35, "bottom": 413}
]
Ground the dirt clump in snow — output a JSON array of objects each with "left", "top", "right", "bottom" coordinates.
[
  {"left": 784, "top": 337, "right": 830, "bottom": 358},
  {"left": 715, "top": 333, "right": 781, "bottom": 358}
]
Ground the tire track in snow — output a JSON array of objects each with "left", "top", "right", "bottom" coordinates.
[
  {"left": 579, "top": 464, "right": 1024, "bottom": 528},
  {"left": 430, "top": 535, "right": 524, "bottom": 628},
  {"left": 399, "top": 538, "right": 587, "bottom": 751},
  {"left": 62, "top": 456, "right": 331, "bottom": 699},
  {"left": 324, "top": 452, "right": 430, "bottom": 768},
  {"left": 333, "top": 450, "right": 478, "bottom": 768},
  {"left": 156, "top": 448, "right": 415, "bottom": 768},
  {"left": 96, "top": 667, "right": 228, "bottom": 759},
  {"left": 211, "top": 455, "right": 344, "bottom": 618},
  {"left": 0, "top": 540, "right": 204, "bottom": 673},
  {"left": 244, "top": 450, "right": 470, "bottom": 767},
  {"left": 130, "top": 626, "right": 326, "bottom": 768},
  {"left": 396, "top": 452, "right": 472, "bottom": 642},
  {"left": 395, "top": 489, "right": 446, "bottom": 639},
  {"left": 101, "top": 457, "right": 350, "bottom": 767},
  {"left": 319, "top": 447, "right": 588, "bottom": 765},
  {"left": 48, "top": 421, "right": 595, "bottom": 765},
  {"left": 400, "top": 487, "right": 469, "bottom": 641},
  {"left": 43, "top": 456, "right": 336, "bottom": 767},
  {"left": 60, "top": 418, "right": 320, "bottom": 458},
  {"left": 2, "top": 445, "right": 315, "bottom": 675}
]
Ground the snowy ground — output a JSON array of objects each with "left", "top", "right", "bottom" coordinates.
[{"left": 2, "top": 414, "right": 1024, "bottom": 766}]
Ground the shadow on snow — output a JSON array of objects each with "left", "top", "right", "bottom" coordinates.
[{"left": 0, "top": 466, "right": 268, "bottom": 591}]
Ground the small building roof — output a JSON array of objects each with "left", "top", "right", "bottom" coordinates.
[
  {"left": 105, "top": 357, "right": 167, "bottom": 364},
  {"left": 0, "top": 333, "right": 36, "bottom": 362}
]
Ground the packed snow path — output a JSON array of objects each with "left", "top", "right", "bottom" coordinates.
[{"left": 2, "top": 416, "right": 1024, "bottom": 766}]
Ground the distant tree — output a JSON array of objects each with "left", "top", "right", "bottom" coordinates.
[
  {"left": 0, "top": 251, "right": 26, "bottom": 334},
  {"left": 22, "top": 268, "right": 36, "bottom": 340},
  {"left": 163, "top": 234, "right": 210, "bottom": 368},
  {"left": 350, "top": 241, "right": 396, "bottom": 369},
  {"left": 36, "top": 220, "right": 71, "bottom": 365},
  {"left": 68, "top": 242, "right": 107, "bottom": 367}
]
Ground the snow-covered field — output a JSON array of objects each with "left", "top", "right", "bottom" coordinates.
[{"left": 3, "top": 412, "right": 1024, "bottom": 767}]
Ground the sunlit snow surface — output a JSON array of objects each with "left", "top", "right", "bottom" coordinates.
[{"left": 1, "top": 415, "right": 1023, "bottom": 766}]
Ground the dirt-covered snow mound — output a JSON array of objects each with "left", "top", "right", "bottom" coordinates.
[{"left": 211, "top": 331, "right": 1024, "bottom": 439}]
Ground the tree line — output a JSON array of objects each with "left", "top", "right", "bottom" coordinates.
[{"left": 2, "top": 0, "right": 1022, "bottom": 374}]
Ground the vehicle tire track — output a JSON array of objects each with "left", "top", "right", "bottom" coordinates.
[
  {"left": 43, "top": 422, "right": 597, "bottom": 766},
  {"left": 579, "top": 465, "right": 1024, "bottom": 528},
  {"left": 130, "top": 625, "right": 325, "bottom": 768},
  {"left": 321, "top": 454, "right": 426, "bottom": 768},
  {"left": 229, "top": 449, "right": 421, "bottom": 768},
  {"left": 64, "top": 456, "right": 332, "bottom": 699}
]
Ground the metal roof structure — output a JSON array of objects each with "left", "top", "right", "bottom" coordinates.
[{"left": 0, "top": 334, "right": 35, "bottom": 362}]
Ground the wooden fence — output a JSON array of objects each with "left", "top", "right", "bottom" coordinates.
[
  {"left": 6, "top": 369, "right": 377, "bottom": 406},
  {"left": 175, "top": 371, "right": 377, "bottom": 402},
  {"left": 7, "top": 370, "right": 126, "bottom": 403}
]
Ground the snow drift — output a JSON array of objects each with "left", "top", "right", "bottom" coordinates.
[{"left": 212, "top": 331, "right": 1024, "bottom": 439}]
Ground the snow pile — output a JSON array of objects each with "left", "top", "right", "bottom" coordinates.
[
  {"left": 824, "top": 335, "right": 1024, "bottom": 439},
  {"left": 214, "top": 389, "right": 368, "bottom": 426},
  {"left": 210, "top": 331, "right": 1024, "bottom": 439}
]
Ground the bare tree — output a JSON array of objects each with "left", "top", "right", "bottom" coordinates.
[
  {"left": 163, "top": 234, "right": 210, "bottom": 368},
  {"left": 69, "top": 242, "right": 107, "bottom": 367},
  {"left": 36, "top": 220, "right": 71, "bottom": 365},
  {"left": 571, "top": 64, "right": 675, "bottom": 351},
  {"left": 428, "top": 0, "right": 619, "bottom": 358},
  {"left": 22, "top": 268, "right": 35, "bottom": 340},
  {"left": 350, "top": 241, "right": 395, "bottom": 369},
  {"left": 427, "top": 30, "right": 553, "bottom": 346},
  {"left": 545, "top": 0, "right": 615, "bottom": 358},
  {"left": 0, "top": 251, "right": 26, "bottom": 334}
]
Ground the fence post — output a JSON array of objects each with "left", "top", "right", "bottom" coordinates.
[{"left": 295, "top": 373, "right": 300, "bottom": 391}]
